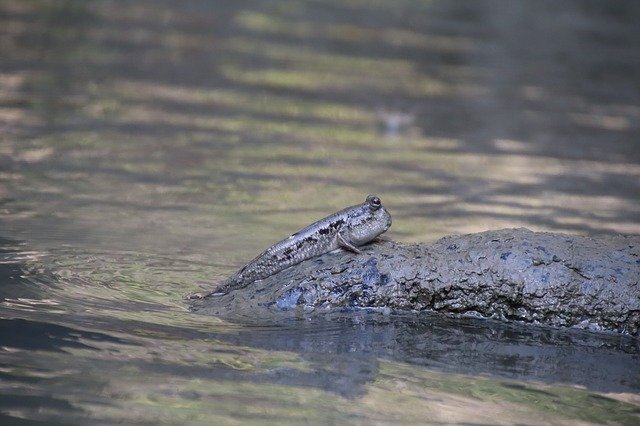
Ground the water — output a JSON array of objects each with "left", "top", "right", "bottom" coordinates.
[{"left": 1, "top": 0, "right": 640, "bottom": 424}]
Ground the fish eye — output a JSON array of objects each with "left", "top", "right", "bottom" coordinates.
[{"left": 366, "top": 195, "right": 381, "bottom": 210}]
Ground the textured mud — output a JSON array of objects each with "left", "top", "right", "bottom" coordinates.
[{"left": 192, "top": 229, "right": 640, "bottom": 335}]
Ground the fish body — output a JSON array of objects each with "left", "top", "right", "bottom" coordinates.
[{"left": 212, "top": 195, "right": 392, "bottom": 295}]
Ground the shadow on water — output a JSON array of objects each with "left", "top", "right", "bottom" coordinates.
[
  {"left": 0, "top": 321, "right": 126, "bottom": 425},
  {"left": 0, "top": 318, "right": 127, "bottom": 353},
  {"left": 200, "top": 312, "right": 640, "bottom": 397}
]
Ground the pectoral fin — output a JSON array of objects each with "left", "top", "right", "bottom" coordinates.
[{"left": 338, "top": 232, "right": 361, "bottom": 254}]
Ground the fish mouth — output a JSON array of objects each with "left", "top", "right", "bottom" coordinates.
[{"left": 382, "top": 208, "right": 392, "bottom": 230}]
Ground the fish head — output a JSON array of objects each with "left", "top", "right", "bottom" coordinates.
[{"left": 346, "top": 194, "right": 392, "bottom": 245}]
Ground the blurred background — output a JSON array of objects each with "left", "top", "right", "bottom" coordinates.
[
  {"left": 1, "top": 1, "right": 639, "bottom": 423},
  {"left": 2, "top": 0, "right": 639, "bottom": 255}
]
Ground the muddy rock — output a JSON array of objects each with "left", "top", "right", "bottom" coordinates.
[{"left": 191, "top": 229, "right": 640, "bottom": 335}]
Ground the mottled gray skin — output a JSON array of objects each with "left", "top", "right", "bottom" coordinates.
[{"left": 211, "top": 195, "right": 392, "bottom": 295}]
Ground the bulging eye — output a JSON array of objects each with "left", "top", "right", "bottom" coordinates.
[{"left": 366, "top": 194, "right": 381, "bottom": 210}]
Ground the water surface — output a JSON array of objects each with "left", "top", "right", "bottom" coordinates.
[{"left": 1, "top": 0, "right": 639, "bottom": 424}]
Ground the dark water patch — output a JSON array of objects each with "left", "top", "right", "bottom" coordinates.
[
  {"left": 0, "top": 238, "right": 49, "bottom": 301},
  {"left": 0, "top": 395, "right": 80, "bottom": 426},
  {"left": 191, "top": 311, "right": 640, "bottom": 396},
  {"left": 0, "top": 318, "right": 126, "bottom": 353}
]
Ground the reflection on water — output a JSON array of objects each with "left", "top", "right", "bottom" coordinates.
[
  {"left": 2, "top": 238, "right": 640, "bottom": 424},
  {"left": 1, "top": 0, "right": 640, "bottom": 423}
]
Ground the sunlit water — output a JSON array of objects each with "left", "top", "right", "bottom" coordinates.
[{"left": 1, "top": 0, "right": 639, "bottom": 424}]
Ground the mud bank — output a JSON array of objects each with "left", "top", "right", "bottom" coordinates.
[{"left": 191, "top": 229, "right": 640, "bottom": 335}]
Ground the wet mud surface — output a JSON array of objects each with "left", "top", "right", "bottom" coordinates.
[{"left": 193, "top": 228, "right": 640, "bottom": 335}]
